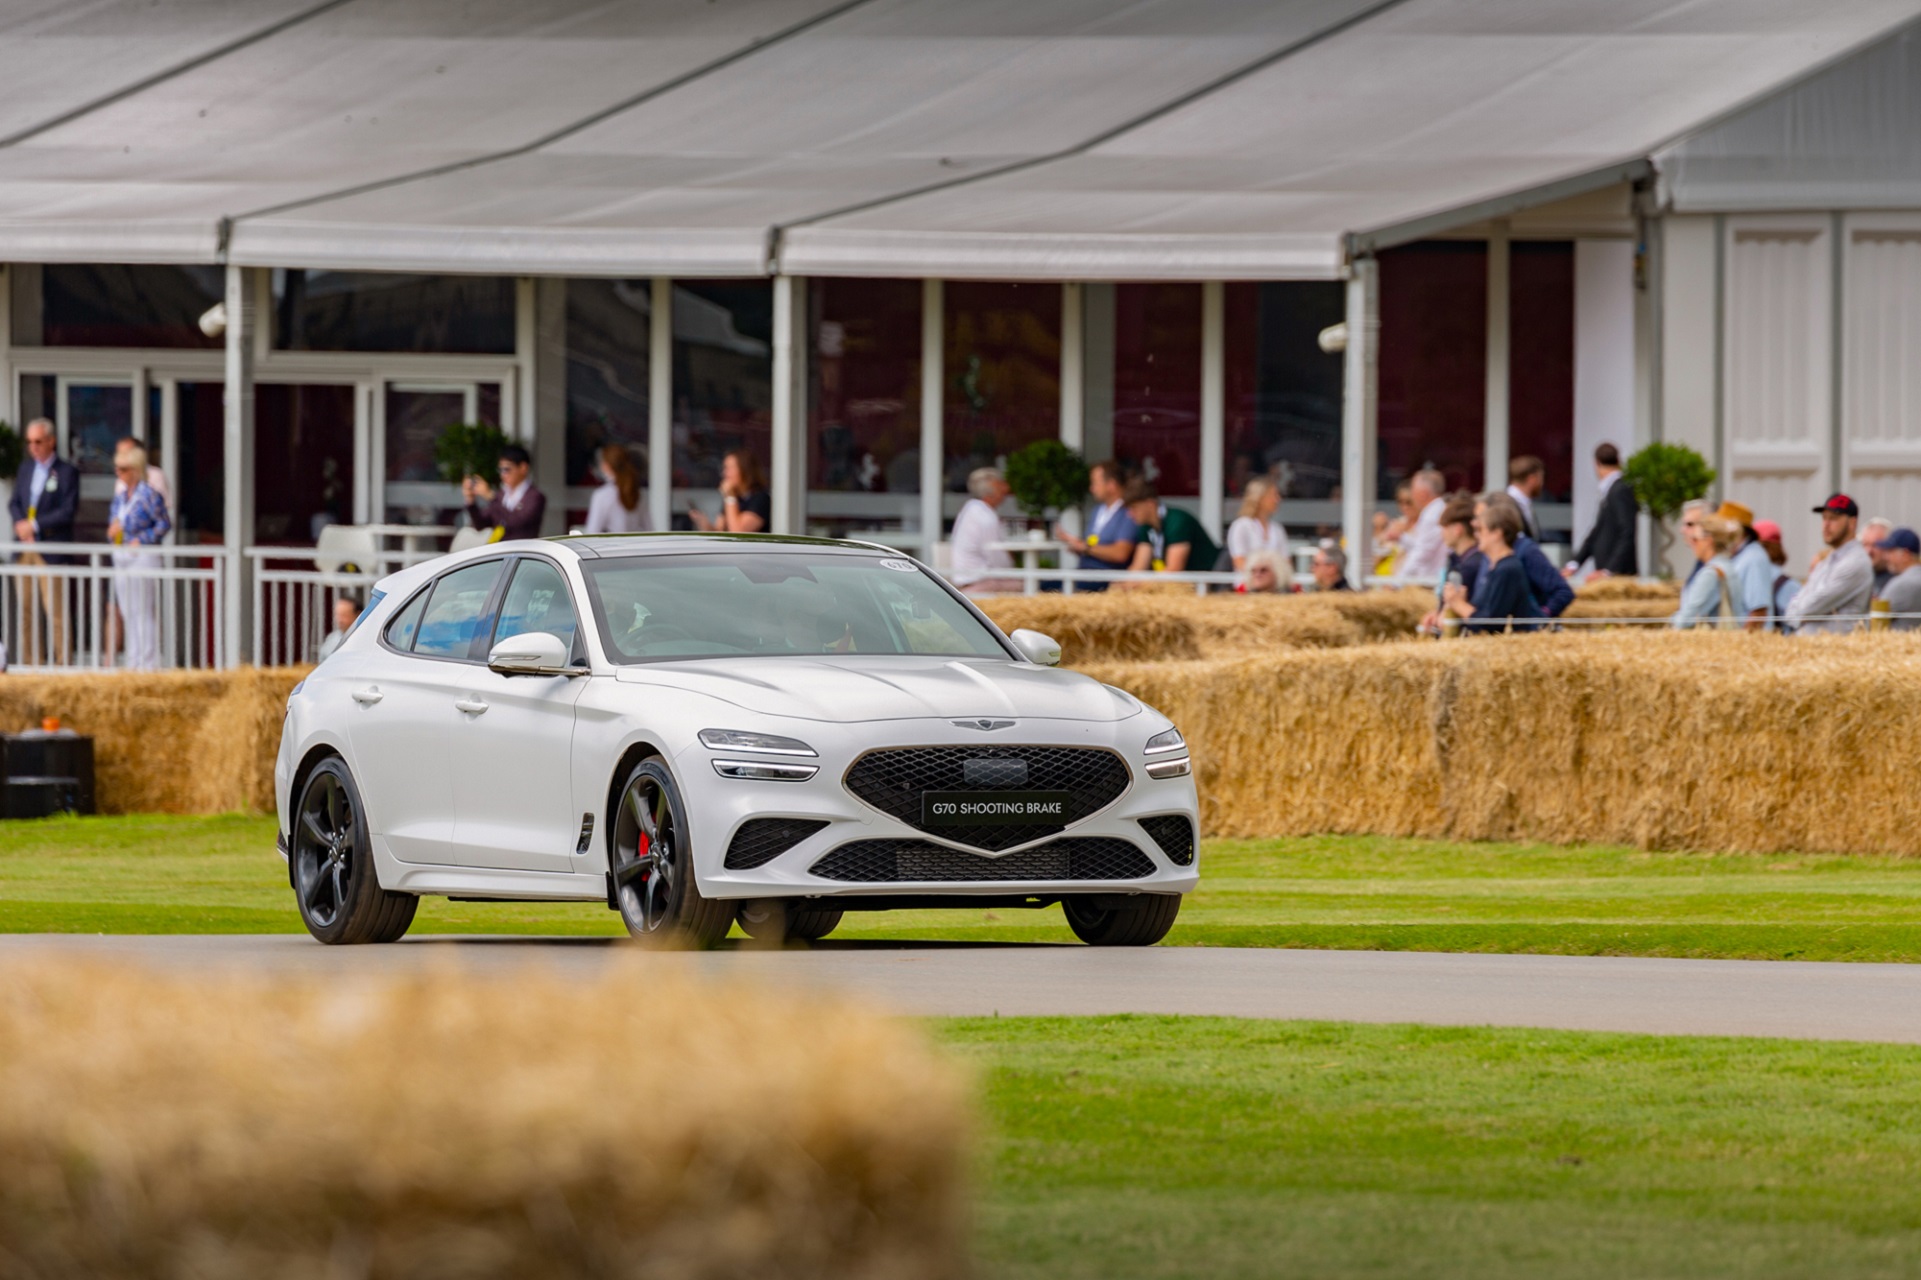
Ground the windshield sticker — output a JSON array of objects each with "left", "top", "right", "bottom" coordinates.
[{"left": 878, "top": 558, "right": 917, "bottom": 572}]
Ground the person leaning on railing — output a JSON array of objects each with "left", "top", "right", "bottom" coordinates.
[
  {"left": 1786, "top": 494, "right": 1874, "bottom": 635},
  {"left": 7, "top": 417, "right": 78, "bottom": 666},
  {"left": 107, "top": 441, "right": 171, "bottom": 671},
  {"left": 1440, "top": 498, "right": 1541, "bottom": 635},
  {"left": 1875, "top": 527, "right": 1921, "bottom": 632},
  {"left": 1122, "top": 478, "right": 1220, "bottom": 577},
  {"left": 1670, "top": 513, "right": 1743, "bottom": 629}
]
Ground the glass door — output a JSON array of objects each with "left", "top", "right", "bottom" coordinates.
[
  {"left": 58, "top": 377, "right": 136, "bottom": 542},
  {"left": 380, "top": 381, "right": 501, "bottom": 525}
]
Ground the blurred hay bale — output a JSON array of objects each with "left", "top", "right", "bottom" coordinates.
[
  {"left": 0, "top": 957, "right": 969, "bottom": 1280},
  {"left": 977, "top": 588, "right": 1432, "bottom": 663},
  {"left": 1563, "top": 577, "right": 1681, "bottom": 621},
  {"left": 1091, "top": 630, "right": 1921, "bottom": 855},
  {"left": 0, "top": 669, "right": 306, "bottom": 814}
]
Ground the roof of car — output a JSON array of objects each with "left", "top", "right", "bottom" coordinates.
[{"left": 551, "top": 532, "right": 903, "bottom": 560}]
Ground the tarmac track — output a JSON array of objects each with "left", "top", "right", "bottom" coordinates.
[{"left": 5, "top": 934, "right": 1921, "bottom": 1044}]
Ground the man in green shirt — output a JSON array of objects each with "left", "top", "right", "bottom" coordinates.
[{"left": 1124, "top": 478, "right": 1221, "bottom": 574}]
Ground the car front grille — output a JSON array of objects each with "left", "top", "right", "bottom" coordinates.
[
  {"left": 723, "top": 817, "right": 830, "bottom": 870},
  {"left": 842, "top": 746, "right": 1130, "bottom": 852},
  {"left": 808, "top": 837, "right": 1156, "bottom": 884},
  {"left": 1138, "top": 814, "right": 1196, "bottom": 866}
]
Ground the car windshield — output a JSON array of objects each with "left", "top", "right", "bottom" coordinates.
[{"left": 581, "top": 552, "right": 1011, "bottom": 663}]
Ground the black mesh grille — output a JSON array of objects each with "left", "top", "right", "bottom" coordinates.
[
  {"left": 809, "top": 837, "right": 1155, "bottom": 883},
  {"left": 1138, "top": 815, "right": 1196, "bottom": 866},
  {"left": 724, "top": 818, "right": 830, "bottom": 870},
  {"left": 843, "top": 747, "right": 1130, "bottom": 851}
]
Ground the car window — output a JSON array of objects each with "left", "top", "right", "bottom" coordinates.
[
  {"left": 582, "top": 552, "right": 1009, "bottom": 663},
  {"left": 412, "top": 560, "right": 507, "bottom": 660},
  {"left": 492, "top": 559, "right": 579, "bottom": 653},
  {"left": 383, "top": 589, "right": 427, "bottom": 651}
]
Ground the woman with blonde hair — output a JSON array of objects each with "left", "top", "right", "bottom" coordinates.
[
  {"left": 1671, "top": 513, "right": 1745, "bottom": 629},
  {"left": 584, "top": 443, "right": 648, "bottom": 534},
  {"left": 106, "top": 441, "right": 171, "bottom": 669},
  {"left": 1226, "top": 475, "right": 1288, "bottom": 571}
]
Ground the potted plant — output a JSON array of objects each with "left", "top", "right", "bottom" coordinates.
[
  {"left": 433, "top": 421, "right": 511, "bottom": 489},
  {"left": 1004, "top": 440, "right": 1088, "bottom": 526},
  {"left": 1623, "top": 442, "right": 1717, "bottom": 576}
]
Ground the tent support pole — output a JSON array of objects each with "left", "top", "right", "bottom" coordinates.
[
  {"left": 1200, "top": 280, "right": 1225, "bottom": 539},
  {"left": 770, "top": 274, "right": 807, "bottom": 535},
  {"left": 920, "top": 278, "right": 943, "bottom": 558},
  {"left": 1484, "top": 220, "right": 1510, "bottom": 493},
  {"left": 222, "top": 264, "right": 256, "bottom": 668},
  {"left": 1341, "top": 257, "right": 1379, "bottom": 588},
  {"left": 649, "top": 277, "right": 673, "bottom": 533}
]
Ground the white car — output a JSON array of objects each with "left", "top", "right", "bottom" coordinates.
[{"left": 275, "top": 533, "right": 1199, "bottom": 948}]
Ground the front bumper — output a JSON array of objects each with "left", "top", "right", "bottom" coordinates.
[{"left": 675, "top": 722, "right": 1200, "bottom": 901}]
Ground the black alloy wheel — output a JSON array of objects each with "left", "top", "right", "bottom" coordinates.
[
  {"left": 609, "top": 758, "right": 732, "bottom": 948},
  {"left": 291, "top": 758, "right": 416, "bottom": 945},
  {"left": 1062, "top": 893, "right": 1181, "bottom": 947}
]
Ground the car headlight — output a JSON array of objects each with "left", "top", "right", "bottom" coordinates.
[
  {"left": 698, "top": 729, "right": 817, "bottom": 757},
  {"left": 712, "top": 760, "right": 820, "bottom": 782},
  {"left": 1144, "top": 727, "right": 1185, "bottom": 756}
]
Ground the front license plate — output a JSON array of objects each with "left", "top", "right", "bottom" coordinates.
[{"left": 921, "top": 790, "right": 1073, "bottom": 827}]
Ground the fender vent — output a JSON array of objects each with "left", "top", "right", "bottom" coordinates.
[
  {"left": 725, "top": 818, "right": 830, "bottom": 870},
  {"left": 575, "top": 813, "right": 595, "bottom": 854},
  {"left": 1137, "top": 815, "right": 1195, "bottom": 866}
]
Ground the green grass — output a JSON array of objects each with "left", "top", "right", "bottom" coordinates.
[
  {"left": 3, "top": 816, "right": 1921, "bottom": 960},
  {"left": 955, "top": 1016, "right": 1921, "bottom": 1279}
]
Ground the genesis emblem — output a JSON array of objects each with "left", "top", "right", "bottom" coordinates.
[{"left": 954, "top": 719, "right": 1016, "bottom": 731}]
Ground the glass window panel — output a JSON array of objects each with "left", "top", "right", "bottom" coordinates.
[
  {"left": 175, "top": 381, "right": 225, "bottom": 541},
  {"left": 566, "top": 278, "right": 651, "bottom": 499},
  {"left": 673, "top": 281, "right": 771, "bottom": 516},
  {"left": 491, "top": 557, "right": 579, "bottom": 654},
  {"left": 66, "top": 382, "right": 134, "bottom": 543},
  {"left": 413, "top": 559, "right": 506, "bottom": 660},
  {"left": 1378, "top": 241, "right": 1487, "bottom": 498},
  {"left": 1223, "top": 281, "right": 1346, "bottom": 534},
  {"left": 943, "top": 282, "right": 1059, "bottom": 497},
  {"left": 809, "top": 278, "right": 921, "bottom": 538},
  {"left": 1111, "top": 283, "right": 1200, "bottom": 497},
  {"left": 37, "top": 264, "right": 223, "bottom": 349},
  {"left": 384, "top": 589, "right": 428, "bottom": 651},
  {"left": 255, "top": 384, "right": 355, "bottom": 546},
  {"left": 1510, "top": 241, "right": 1576, "bottom": 517},
  {"left": 383, "top": 387, "right": 468, "bottom": 525},
  {"left": 274, "top": 270, "right": 514, "bottom": 354}
]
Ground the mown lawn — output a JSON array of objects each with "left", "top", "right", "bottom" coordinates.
[
  {"left": 956, "top": 1016, "right": 1921, "bottom": 1279},
  {"left": 3, "top": 815, "right": 1921, "bottom": 961}
]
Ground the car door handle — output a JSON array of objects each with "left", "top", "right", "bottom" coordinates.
[
  {"left": 455, "top": 697, "right": 489, "bottom": 715},
  {"left": 351, "top": 686, "right": 383, "bottom": 705}
]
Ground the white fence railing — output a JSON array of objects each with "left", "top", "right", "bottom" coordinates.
[
  {"left": 0, "top": 542, "right": 227, "bottom": 671},
  {"left": 248, "top": 547, "right": 423, "bottom": 669}
]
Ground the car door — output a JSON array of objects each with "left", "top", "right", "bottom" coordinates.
[
  {"left": 344, "top": 557, "right": 508, "bottom": 866},
  {"left": 448, "top": 555, "right": 589, "bottom": 873}
]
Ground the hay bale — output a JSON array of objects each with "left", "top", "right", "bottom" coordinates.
[
  {"left": 0, "top": 670, "right": 306, "bottom": 814},
  {"left": 1563, "top": 578, "right": 1681, "bottom": 621},
  {"left": 1091, "top": 631, "right": 1921, "bottom": 856},
  {"left": 0, "top": 956, "right": 969, "bottom": 1280},
  {"left": 978, "top": 595, "right": 1200, "bottom": 662}
]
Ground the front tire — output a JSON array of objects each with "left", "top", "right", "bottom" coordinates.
[
  {"left": 609, "top": 758, "right": 732, "bottom": 948},
  {"left": 291, "top": 758, "right": 417, "bottom": 945},
  {"left": 737, "top": 900, "right": 844, "bottom": 943},
  {"left": 1063, "top": 893, "right": 1180, "bottom": 946}
]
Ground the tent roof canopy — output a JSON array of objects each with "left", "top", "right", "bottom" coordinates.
[{"left": 0, "top": 0, "right": 1916, "bottom": 280}]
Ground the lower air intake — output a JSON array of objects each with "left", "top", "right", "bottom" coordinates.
[
  {"left": 809, "top": 837, "right": 1155, "bottom": 883},
  {"left": 724, "top": 818, "right": 830, "bottom": 870},
  {"left": 1138, "top": 815, "right": 1196, "bottom": 866}
]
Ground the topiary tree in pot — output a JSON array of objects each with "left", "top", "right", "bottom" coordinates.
[
  {"left": 433, "top": 421, "right": 511, "bottom": 486},
  {"left": 1623, "top": 441, "right": 1717, "bottom": 576},
  {"left": 1003, "top": 440, "right": 1088, "bottom": 525}
]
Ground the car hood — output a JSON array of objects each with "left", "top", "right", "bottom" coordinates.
[{"left": 612, "top": 655, "right": 1140, "bottom": 724}]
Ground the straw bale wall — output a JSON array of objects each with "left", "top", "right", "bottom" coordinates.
[
  {"left": 0, "top": 669, "right": 304, "bottom": 814},
  {"left": 0, "top": 957, "right": 968, "bottom": 1280},
  {"left": 1089, "top": 630, "right": 1921, "bottom": 855}
]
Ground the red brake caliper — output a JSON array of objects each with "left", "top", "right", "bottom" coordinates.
[{"left": 636, "top": 829, "right": 651, "bottom": 871}]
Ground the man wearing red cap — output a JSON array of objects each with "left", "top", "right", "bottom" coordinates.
[{"left": 1785, "top": 494, "right": 1873, "bottom": 633}]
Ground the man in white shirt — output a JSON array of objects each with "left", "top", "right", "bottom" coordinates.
[
  {"left": 951, "top": 467, "right": 1020, "bottom": 595},
  {"left": 1395, "top": 468, "right": 1449, "bottom": 582},
  {"left": 1787, "top": 493, "right": 1874, "bottom": 634},
  {"left": 1506, "top": 455, "right": 1545, "bottom": 543}
]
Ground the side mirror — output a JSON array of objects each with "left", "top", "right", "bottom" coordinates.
[
  {"left": 487, "top": 631, "right": 585, "bottom": 677},
  {"left": 1009, "top": 628, "right": 1062, "bottom": 667}
]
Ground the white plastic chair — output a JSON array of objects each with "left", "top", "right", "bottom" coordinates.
[
  {"left": 313, "top": 524, "right": 380, "bottom": 575},
  {"left": 448, "top": 526, "right": 493, "bottom": 555}
]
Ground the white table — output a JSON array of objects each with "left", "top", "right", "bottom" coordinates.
[{"left": 986, "top": 536, "right": 1067, "bottom": 595}]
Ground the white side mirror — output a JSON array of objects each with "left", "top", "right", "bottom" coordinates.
[
  {"left": 1009, "top": 628, "right": 1062, "bottom": 667},
  {"left": 487, "top": 631, "right": 584, "bottom": 677}
]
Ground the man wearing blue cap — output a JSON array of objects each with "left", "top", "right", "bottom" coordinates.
[{"left": 1876, "top": 526, "right": 1921, "bottom": 632}]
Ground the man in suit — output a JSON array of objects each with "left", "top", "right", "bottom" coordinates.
[
  {"left": 461, "top": 443, "right": 547, "bottom": 542},
  {"left": 1506, "top": 455, "right": 1546, "bottom": 543},
  {"left": 8, "top": 418, "right": 79, "bottom": 664},
  {"left": 1566, "top": 442, "right": 1639, "bottom": 579}
]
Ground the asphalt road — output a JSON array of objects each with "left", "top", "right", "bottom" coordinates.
[{"left": 7, "top": 933, "right": 1921, "bottom": 1044}]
